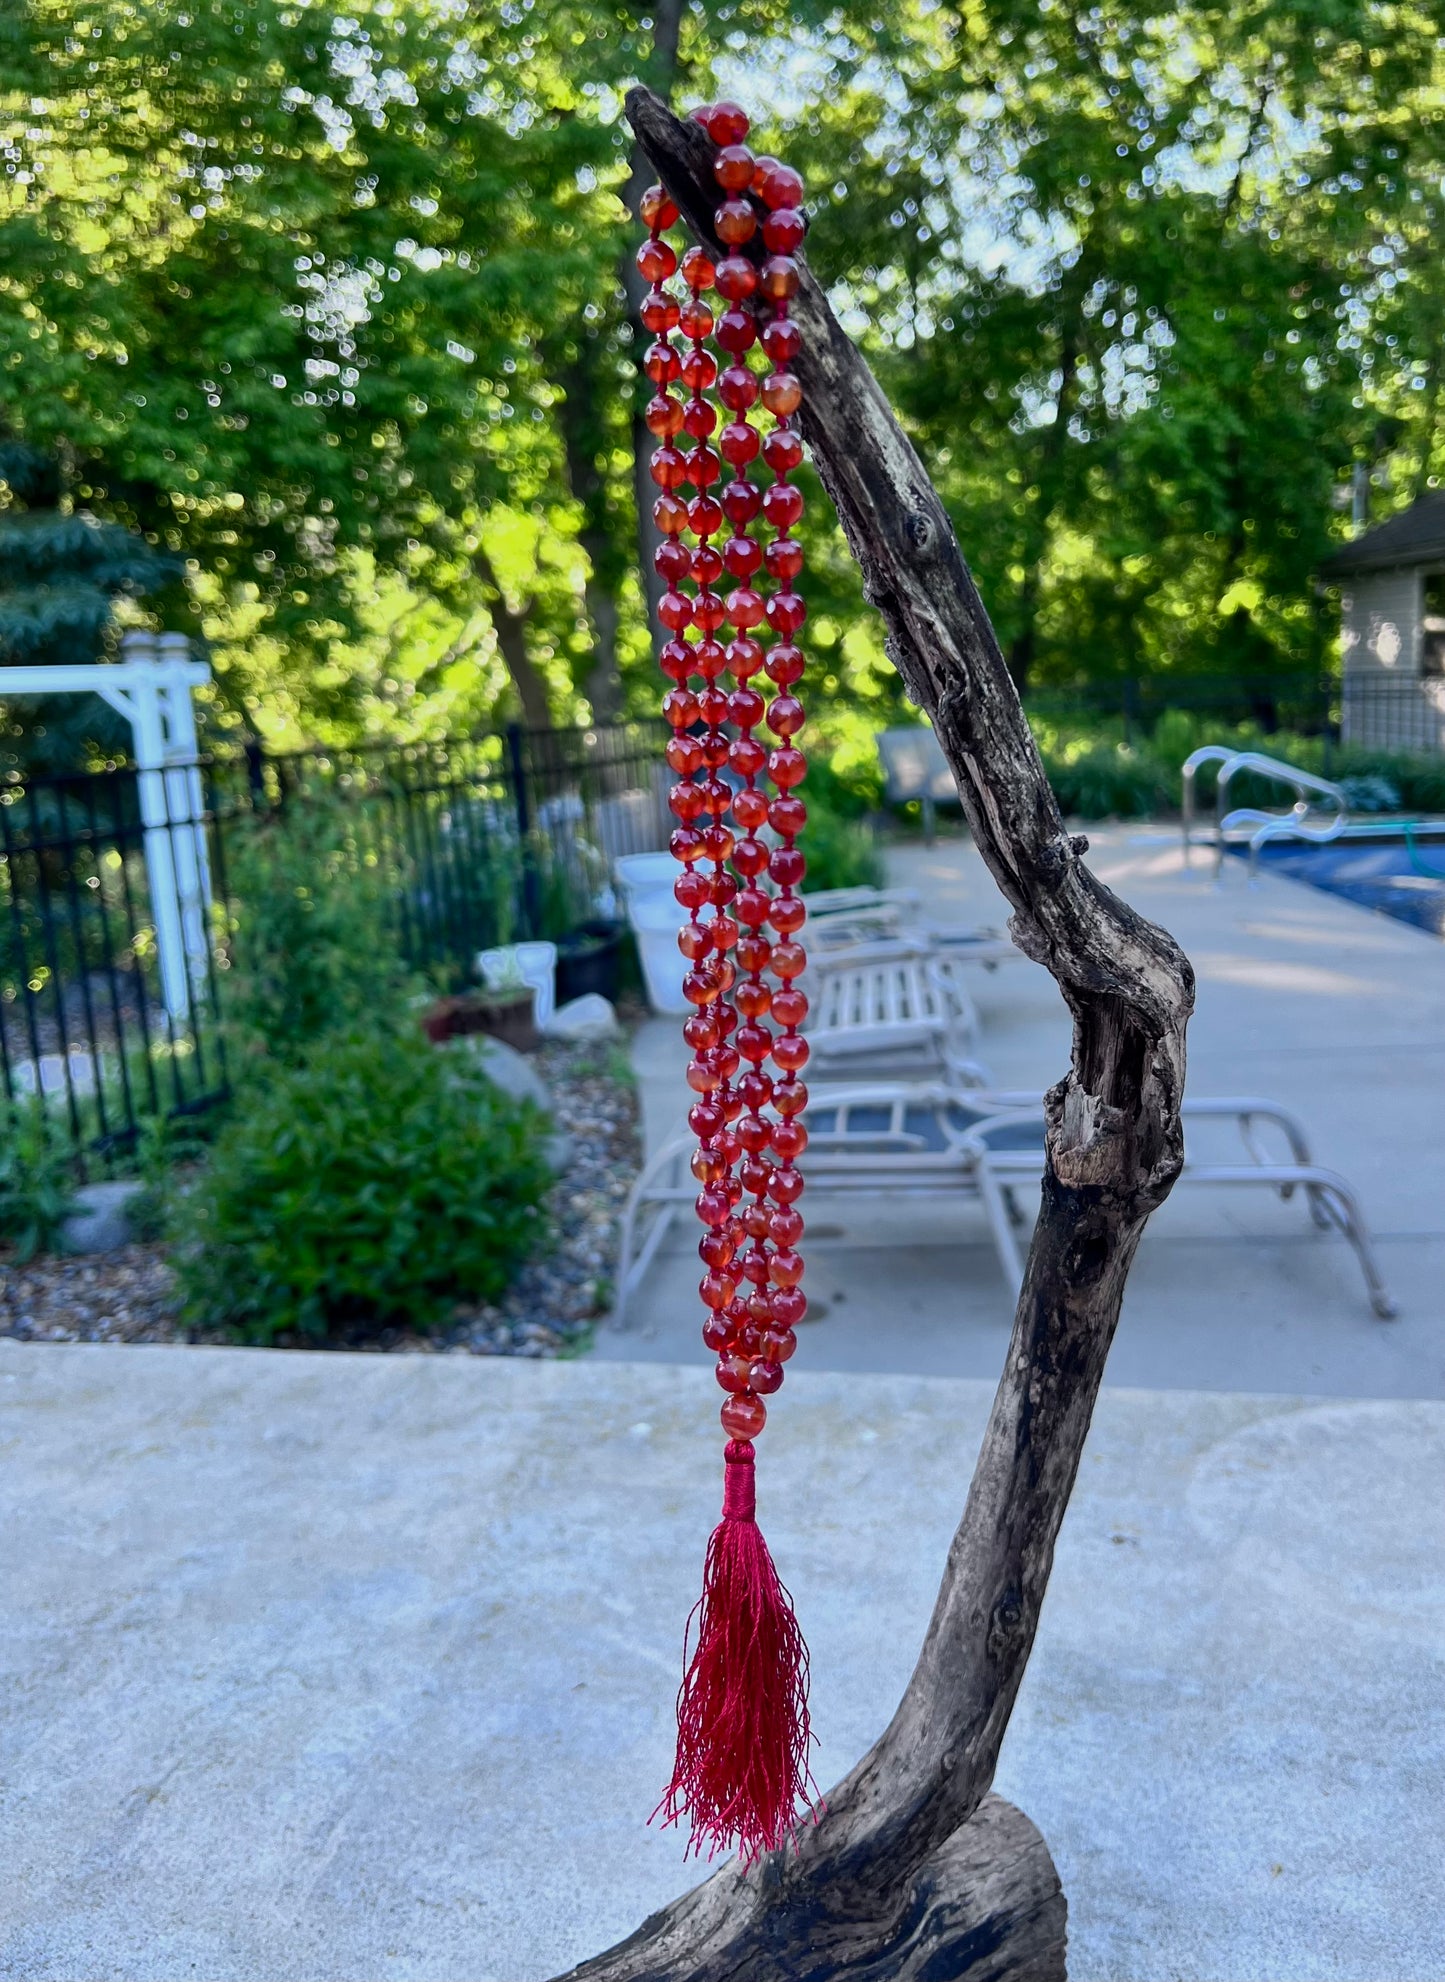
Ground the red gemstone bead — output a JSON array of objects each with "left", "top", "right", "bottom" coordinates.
[
  {"left": 716, "top": 254, "right": 759, "bottom": 301},
  {"left": 769, "top": 847, "right": 806, "bottom": 890},
  {"left": 770, "top": 893, "right": 807, "bottom": 934},
  {"left": 650, "top": 446, "right": 687, "bottom": 491},
  {"left": 772, "top": 940, "right": 807, "bottom": 979},
  {"left": 763, "top": 482, "right": 804, "bottom": 529},
  {"left": 659, "top": 645, "right": 692, "bottom": 687},
  {"left": 716, "top": 308, "right": 758, "bottom": 353},
  {"left": 681, "top": 244, "right": 716, "bottom": 289},
  {"left": 773, "top": 1032, "right": 810, "bottom": 1073},
  {"left": 769, "top": 1206, "right": 804, "bottom": 1247},
  {"left": 765, "top": 537, "right": 804, "bottom": 581},
  {"left": 654, "top": 491, "right": 689, "bottom": 535},
  {"left": 762, "top": 370, "right": 801, "bottom": 416},
  {"left": 679, "top": 297, "right": 715, "bottom": 340},
  {"left": 695, "top": 1187, "right": 731, "bottom": 1226},
  {"left": 732, "top": 835, "right": 769, "bottom": 877},
  {"left": 680, "top": 344, "right": 718, "bottom": 393},
  {"left": 709, "top": 869, "right": 739, "bottom": 905},
  {"left": 692, "top": 543, "right": 724, "bottom": 585},
  {"left": 735, "top": 886, "right": 771, "bottom": 927},
  {"left": 760, "top": 255, "right": 800, "bottom": 302},
  {"left": 771, "top": 1118, "right": 808, "bottom": 1159},
  {"left": 667, "top": 733, "right": 703, "bottom": 776},
  {"left": 720, "top": 1393, "right": 766, "bottom": 1439},
  {"left": 683, "top": 397, "right": 719, "bottom": 440},
  {"left": 718, "top": 364, "right": 760, "bottom": 411},
  {"left": 739, "top": 1161, "right": 772, "bottom": 1202},
  {"left": 762, "top": 207, "right": 806, "bottom": 254},
  {"left": 771, "top": 985, "right": 808, "bottom": 1028},
  {"left": 685, "top": 445, "right": 722, "bottom": 489},
  {"left": 716, "top": 1351, "right": 753, "bottom": 1394},
  {"left": 729, "top": 684, "right": 766, "bottom": 727},
  {"left": 715, "top": 198, "right": 756, "bottom": 245},
  {"left": 763, "top": 426, "right": 804, "bottom": 473},
  {"left": 766, "top": 694, "right": 806, "bottom": 737},
  {"left": 736, "top": 1021, "right": 772, "bottom": 1063},
  {"left": 706, "top": 101, "right": 750, "bottom": 146},
  {"left": 693, "top": 637, "right": 726, "bottom": 680},
  {"left": 735, "top": 1068, "right": 773, "bottom": 1109},
  {"left": 727, "top": 634, "right": 765, "bottom": 677},
  {"left": 723, "top": 534, "right": 762, "bottom": 578},
  {"left": 662, "top": 686, "right": 698, "bottom": 728},
  {"left": 693, "top": 590, "right": 727, "bottom": 632},
  {"left": 758, "top": 160, "right": 804, "bottom": 209},
  {"left": 637, "top": 237, "right": 677, "bottom": 283},
  {"left": 766, "top": 643, "right": 804, "bottom": 686},
  {"left": 769, "top": 745, "right": 808, "bottom": 788},
  {"left": 701, "top": 1312, "right": 734, "bottom": 1354},
  {"left": 645, "top": 340, "right": 681, "bottom": 385},
  {"left": 640, "top": 183, "right": 680, "bottom": 230},
  {"left": 670, "top": 783, "right": 705, "bottom": 823},
  {"left": 721, "top": 481, "right": 762, "bottom": 527},
  {"left": 725, "top": 584, "right": 765, "bottom": 627},
  {"left": 768, "top": 793, "right": 807, "bottom": 835},
  {"left": 736, "top": 932, "right": 771, "bottom": 973},
  {"left": 760, "top": 1325, "right": 797, "bottom": 1364},
  {"left": 688, "top": 494, "right": 723, "bottom": 536},
  {"left": 734, "top": 977, "right": 772, "bottom": 1018},
  {"left": 678, "top": 919, "right": 712, "bottom": 958},
  {"left": 710, "top": 912, "right": 740, "bottom": 950},
  {"left": 655, "top": 539, "right": 691, "bottom": 583},
  {"left": 767, "top": 591, "right": 807, "bottom": 636},
  {"left": 771, "top": 1288, "right": 807, "bottom": 1327},
  {"left": 701, "top": 1270, "right": 737, "bottom": 1309},
  {"left": 642, "top": 291, "right": 681, "bottom": 333},
  {"left": 749, "top": 1358, "right": 784, "bottom": 1395},
  {"left": 713, "top": 144, "right": 756, "bottom": 193},
  {"left": 719, "top": 421, "right": 760, "bottom": 467},
  {"left": 730, "top": 735, "right": 767, "bottom": 778},
  {"left": 761, "top": 319, "right": 803, "bottom": 365},
  {"left": 698, "top": 684, "right": 729, "bottom": 725},
  {"left": 683, "top": 1011, "right": 717, "bottom": 1049},
  {"left": 646, "top": 394, "right": 684, "bottom": 440},
  {"left": 675, "top": 870, "right": 709, "bottom": 909}
]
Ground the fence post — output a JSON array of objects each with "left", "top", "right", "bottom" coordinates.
[{"left": 507, "top": 723, "right": 539, "bottom": 938}]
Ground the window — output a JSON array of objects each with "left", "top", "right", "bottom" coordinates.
[{"left": 1424, "top": 573, "right": 1445, "bottom": 678}]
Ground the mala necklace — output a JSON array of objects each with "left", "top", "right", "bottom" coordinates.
[{"left": 637, "top": 99, "right": 818, "bottom": 1863}]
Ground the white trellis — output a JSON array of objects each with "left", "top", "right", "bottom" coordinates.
[{"left": 1, "top": 631, "right": 213, "bottom": 1019}]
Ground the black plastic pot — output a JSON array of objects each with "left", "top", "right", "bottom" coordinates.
[{"left": 555, "top": 919, "right": 625, "bottom": 1004}]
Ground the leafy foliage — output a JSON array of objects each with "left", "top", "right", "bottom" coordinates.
[
  {"left": 169, "top": 1027, "right": 552, "bottom": 1342},
  {"left": 0, "top": 1096, "right": 75, "bottom": 1260}
]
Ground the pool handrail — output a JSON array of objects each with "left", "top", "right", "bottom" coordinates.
[{"left": 1181, "top": 746, "right": 1348, "bottom": 882}]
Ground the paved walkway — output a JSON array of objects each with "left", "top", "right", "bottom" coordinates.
[
  {"left": 3, "top": 1345, "right": 1441, "bottom": 1981},
  {"left": 597, "top": 827, "right": 1445, "bottom": 1399}
]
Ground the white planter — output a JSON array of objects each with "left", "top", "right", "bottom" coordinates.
[
  {"left": 476, "top": 940, "right": 558, "bottom": 1029},
  {"left": 614, "top": 853, "right": 687, "bottom": 1015}
]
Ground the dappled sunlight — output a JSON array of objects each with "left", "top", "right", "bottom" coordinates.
[{"left": 1181, "top": 952, "right": 1385, "bottom": 999}]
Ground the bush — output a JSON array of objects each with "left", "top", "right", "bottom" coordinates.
[
  {"left": 169, "top": 1027, "right": 552, "bottom": 1342},
  {"left": 0, "top": 1098, "right": 75, "bottom": 1261},
  {"left": 220, "top": 799, "right": 416, "bottom": 1068},
  {"left": 801, "top": 804, "right": 886, "bottom": 893}
]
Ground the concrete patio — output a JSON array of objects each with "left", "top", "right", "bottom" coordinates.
[
  {"left": 599, "top": 828, "right": 1445, "bottom": 1400},
  {"left": 3, "top": 827, "right": 1442, "bottom": 1981}
]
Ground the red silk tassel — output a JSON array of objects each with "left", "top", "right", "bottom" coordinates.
[{"left": 655, "top": 1440, "right": 815, "bottom": 1861}]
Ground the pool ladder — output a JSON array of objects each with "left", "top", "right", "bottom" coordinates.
[{"left": 1181, "top": 747, "right": 1348, "bottom": 883}]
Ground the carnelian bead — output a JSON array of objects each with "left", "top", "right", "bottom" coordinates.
[
  {"left": 758, "top": 160, "right": 804, "bottom": 209},
  {"left": 762, "top": 207, "right": 806, "bottom": 255},
  {"left": 706, "top": 100, "right": 750, "bottom": 145},
  {"left": 700, "top": 1271, "right": 736, "bottom": 1310},
  {"left": 715, "top": 1350, "right": 752, "bottom": 1394},
  {"left": 736, "top": 1118, "right": 770, "bottom": 1157},
  {"left": 761, "top": 1326, "right": 797, "bottom": 1365},
  {"left": 690, "top": 101, "right": 716, "bottom": 127},
  {"left": 718, "top": 364, "right": 760, "bottom": 411},
  {"left": 683, "top": 397, "right": 718, "bottom": 439},
  {"left": 773, "top": 1033, "right": 810, "bottom": 1074},
  {"left": 641, "top": 183, "right": 680, "bottom": 230},
  {"left": 746, "top": 1289, "right": 773, "bottom": 1327},
  {"left": 736, "top": 1022, "right": 772, "bottom": 1063},
  {"left": 658, "top": 591, "right": 692, "bottom": 633},
  {"left": 659, "top": 645, "right": 692, "bottom": 686},
  {"left": 766, "top": 643, "right": 804, "bottom": 686},
  {"left": 766, "top": 694, "right": 806, "bottom": 737},
  {"left": 761, "top": 318, "right": 803, "bottom": 365},
  {"left": 715, "top": 199, "right": 756, "bottom": 245},
  {"left": 700, "top": 1227, "right": 735, "bottom": 1270},
  {"left": 670, "top": 826, "right": 703, "bottom": 863},
  {"left": 767, "top": 591, "right": 807, "bottom": 636},
  {"left": 678, "top": 920, "right": 712, "bottom": 959},
  {"left": 770, "top": 900, "right": 807, "bottom": 941},
  {"left": 725, "top": 585, "right": 765, "bottom": 627},
  {"left": 763, "top": 482, "right": 804, "bottom": 528},
  {"left": 637, "top": 237, "right": 677, "bottom": 283},
  {"left": 766, "top": 537, "right": 804, "bottom": 581},
  {"left": 693, "top": 590, "right": 726, "bottom": 633},
  {"left": 735, "top": 1069, "right": 772, "bottom": 1110},
  {"left": 721, "top": 1393, "right": 766, "bottom": 1439},
  {"left": 655, "top": 539, "right": 691, "bottom": 583},
  {"left": 671, "top": 783, "right": 705, "bottom": 823},
  {"left": 769, "top": 793, "right": 807, "bottom": 834},
  {"left": 642, "top": 291, "right": 681, "bottom": 333},
  {"left": 662, "top": 686, "right": 698, "bottom": 728},
  {"left": 646, "top": 340, "right": 682, "bottom": 385},
  {"left": 654, "top": 491, "right": 689, "bottom": 535},
  {"left": 681, "top": 245, "right": 716, "bottom": 289},
  {"left": 772, "top": 940, "right": 806, "bottom": 979},
  {"left": 679, "top": 297, "right": 715, "bottom": 340},
  {"left": 716, "top": 254, "right": 759, "bottom": 301},
  {"left": 686, "top": 446, "right": 723, "bottom": 490},
  {"left": 736, "top": 931, "right": 771, "bottom": 973},
  {"left": 645, "top": 394, "right": 684, "bottom": 439},
  {"left": 667, "top": 733, "right": 703, "bottom": 775},
  {"left": 732, "top": 835, "right": 768, "bottom": 877},
  {"left": 722, "top": 478, "right": 763, "bottom": 524},
  {"left": 730, "top": 735, "right": 767, "bottom": 778},
  {"left": 750, "top": 155, "right": 781, "bottom": 193},
  {"left": 739, "top": 1165, "right": 772, "bottom": 1206},
  {"left": 688, "top": 543, "right": 720, "bottom": 587},
  {"left": 683, "top": 1013, "right": 717, "bottom": 1050},
  {"left": 723, "top": 535, "right": 762, "bottom": 577},
  {"left": 771, "top": 1288, "right": 807, "bottom": 1328},
  {"left": 698, "top": 684, "right": 729, "bottom": 725},
  {"left": 716, "top": 308, "right": 758, "bottom": 353},
  {"left": 734, "top": 978, "right": 772, "bottom": 1018},
  {"left": 763, "top": 427, "right": 804, "bottom": 474},
  {"left": 735, "top": 887, "right": 771, "bottom": 927},
  {"left": 769, "top": 1207, "right": 804, "bottom": 1248},
  {"left": 728, "top": 637, "right": 766, "bottom": 679},
  {"left": 688, "top": 493, "right": 723, "bottom": 536},
  {"left": 675, "top": 870, "right": 709, "bottom": 910},
  {"left": 701, "top": 824, "right": 735, "bottom": 862},
  {"left": 771, "top": 1118, "right": 807, "bottom": 1159},
  {"left": 728, "top": 686, "right": 765, "bottom": 729},
  {"left": 696, "top": 1187, "right": 731, "bottom": 1227},
  {"left": 719, "top": 421, "right": 760, "bottom": 466},
  {"left": 701, "top": 1312, "right": 734, "bottom": 1354},
  {"left": 709, "top": 869, "right": 739, "bottom": 905},
  {"left": 710, "top": 913, "right": 740, "bottom": 950},
  {"left": 771, "top": 985, "right": 808, "bottom": 1028},
  {"left": 749, "top": 1358, "right": 784, "bottom": 1396},
  {"left": 680, "top": 345, "right": 718, "bottom": 393},
  {"left": 761, "top": 370, "right": 802, "bottom": 416},
  {"left": 760, "top": 255, "right": 800, "bottom": 302},
  {"left": 693, "top": 638, "right": 726, "bottom": 681},
  {"left": 650, "top": 446, "right": 687, "bottom": 490},
  {"left": 770, "top": 745, "right": 808, "bottom": 788},
  {"left": 714, "top": 143, "right": 756, "bottom": 193}
]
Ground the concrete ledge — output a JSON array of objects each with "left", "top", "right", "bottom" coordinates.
[{"left": 1, "top": 1343, "right": 1441, "bottom": 1981}]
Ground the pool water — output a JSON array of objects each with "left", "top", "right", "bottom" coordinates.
[{"left": 1239, "top": 837, "right": 1445, "bottom": 937}]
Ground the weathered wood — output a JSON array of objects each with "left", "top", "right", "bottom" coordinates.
[{"left": 556, "top": 89, "right": 1196, "bottom": 1981}]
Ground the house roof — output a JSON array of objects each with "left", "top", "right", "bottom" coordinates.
[{"left": 1323, "top": 490, "right": 1445, "bottom": 576}]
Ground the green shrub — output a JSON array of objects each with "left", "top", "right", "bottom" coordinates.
[
  {"left": 801, "top": 805, "right": 887, "bottom": 893},
  {"left": 0, "top": 1098, "right": 75, "bottom": 1261},
  {"left": 169, "top": 1027, "right": 552, "bottom": 1342},
  {"left": 220, "top": 799, "right": 416, "bottom": 1068}
]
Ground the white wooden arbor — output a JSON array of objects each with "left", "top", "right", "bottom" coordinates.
[{"left": 1, "top": 631, "right": 213, "bottom": 1018}]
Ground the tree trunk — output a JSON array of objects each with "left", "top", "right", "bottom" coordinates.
[
  {"left": 558, "top": 90, "right": 1196, "bottom": 1982},
  {"left": 473, "top": 543, "right": 552, "bottom": 732}
]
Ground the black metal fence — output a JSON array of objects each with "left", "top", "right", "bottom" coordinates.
[{"left": 0, "top": 722, "right": 669, "bottom": 1173}]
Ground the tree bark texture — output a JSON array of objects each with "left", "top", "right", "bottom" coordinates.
[{"left": 557, "top": 90, "right": 1196, "bottom": 1982}]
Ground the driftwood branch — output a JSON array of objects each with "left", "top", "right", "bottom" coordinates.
[{"left": 557, "top": 88, "right": 1195, "bottom": 1982}]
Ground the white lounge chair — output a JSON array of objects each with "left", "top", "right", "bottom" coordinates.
[
  {"left": 610, "top": 1085, "right": 1396, "bottom": 1325},
  {"left": 806, "top": 940, "right": 989, "bottom": 1083},
  {"left": 805, "top": 885, "right": 1018, "bottom": 967}
]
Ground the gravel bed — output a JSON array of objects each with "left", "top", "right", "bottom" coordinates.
[{"left": 0, "top": 1038, "right": 641, "bottom": 1357}]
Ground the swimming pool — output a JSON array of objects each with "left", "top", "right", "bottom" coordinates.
[{"left": 1238, "top": 833, "right": 1445, "bottom": 937}]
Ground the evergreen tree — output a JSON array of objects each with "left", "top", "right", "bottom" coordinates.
[{"left": 0, "top": 440, "right": 181, "bottom": 775}]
